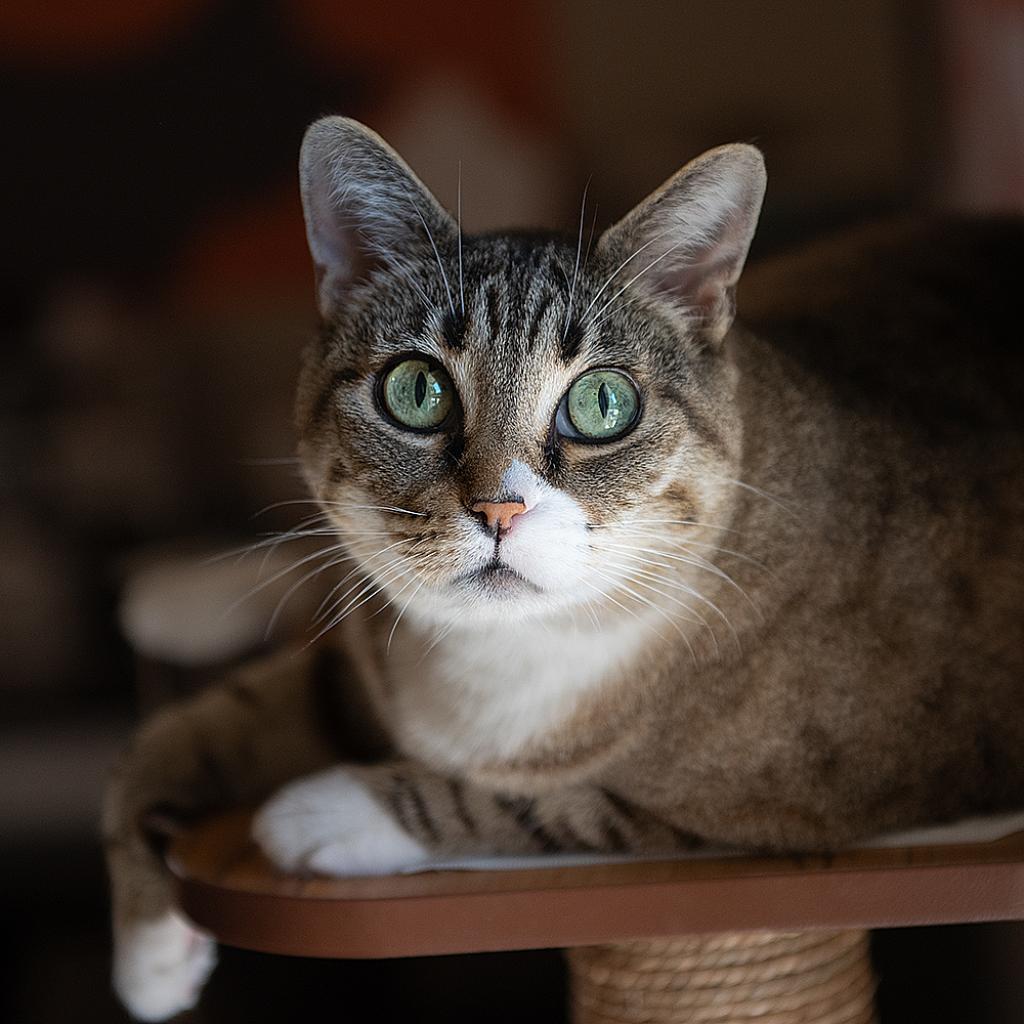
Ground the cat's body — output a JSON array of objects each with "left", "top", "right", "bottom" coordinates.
[{"left": 104, "top": 120, "right": 1024, "bottom": 1020}]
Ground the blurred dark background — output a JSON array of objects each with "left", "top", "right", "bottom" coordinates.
[{"left": 1, "top": 1, "right": 1022, "bottom": 1021}]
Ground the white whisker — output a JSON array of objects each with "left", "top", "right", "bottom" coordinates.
[
  {"left": 710, "top": 474, "right": 799, "bottom": 517},
  {"left": 603, "top": 559, "right": 719, "bottom": 658},
  {"left": 418, "top": 617, "right": 458, "bottom": 663},
  {"left": 580, "top": 596, "right": 603, "bottom": 631},
  {"left": 457, "top": 160, "right": 465, "bottom": 316},
  {"left": 601, "top": 542, "right": 738, "bottom": 607},
  {"left": 412, "top": 205, "right": 457, "bottom": 320},
  {"left": 594, "top": 517, "right": 746, "bottom": 536},
  {"left": 202, "top": 528, "right": 326, "bottom": 567},
  {"left": 303, "top": 536, "right": 417, "bottom": 626},
  {"left": 618, "top": 529, "right": 763, "bottom": 562},
  {"left": 582, "top": 199, "right": 599, "bottom": 270},
  {"left": 313, "top": 563, "right": 372, "bottom": 624},
  {"left": 314, "top": 546, "right": 418, "bottom": 626},
  {"left": 601, "top": 541, "right": 730, "bottom": 582},
  {"left": 222, "top": 540, "right": 349, "bottom": 619},
  {"left": 387, "top": 574, "right": 428, "bottom": 654},
  {"left": 577, "top": 227, "right": 672, "bottom": 325},
  {"left": 253, "top": 515, "right": 336, "bottom": 571},
  {"left": 263, "top": 551, "right": 359, "bottom": 639},
  {"left": 307, "top": 558, "right": 415, "bottom": 647},
  {"left": 597, "top": 568, "right": 700, "bottom": 666},
  {"left": 334, "top": 503, "right": 428, "bottom": 517},
  {"left": 603, "top": 560, "right": 708, "bottom": 625},
  {"left": 591, "top": 570, "right": 687, "bottom": 652},
  {"left": 367, "top": 565, "right": 422, "bottom": 622},
  {"left": 601, "top": 540, "right": 758, "bottom": 629},
  {"left": 589, "top": 238, "right": 691, "bottom": 327},
  {"left": 579, "top": 578, "right": 669, "bottom": 645},
  {"left": 602, "top": 554, "right": 724, "bottom": 618},
  {"left": 609, "top": 528, "right": 772, "bottom": 576},
  {"left": 563, "top": 178, "right": 591, "bottom": 340},
  {"left": 250, "top": 497, "right": 328, "bottom": 519}
]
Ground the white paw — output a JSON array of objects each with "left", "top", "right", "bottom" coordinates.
[
  {"left": 113, "top": 910, "right": 217, "bottom": 1021},
  {"left": 252, "top": 767, "right": 429, "bottom": 877}
]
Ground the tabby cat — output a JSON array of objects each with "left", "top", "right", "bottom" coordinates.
[{"left": 104, "top": 117, "right": 1024, "bottom": 1020}]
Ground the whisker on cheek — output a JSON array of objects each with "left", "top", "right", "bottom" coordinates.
[
  {"left": 592, "top": 517, "right": 747, "bottom": 536},
  {"left": 602, "top": 559, "right": 719, "bottom": 659},
  {"left": 612, "top": 529, "right": 772, "bottom": 576},
  {"left": 578, "top": 578, "right": 670, "bottom": 646},
  {"left": 222, "top": 540, "right": 351, "bottom": 619},
  {"left": 418, "top": 616, "right": 459, "bottom": 664},
  {"left": 387, "top": 573, "right": 430, "bottom": 654},
  {"left": 598, "top": 542, "right": 743, "bottom": 641},
  {"left": 306, "top": 556, "right": 418, "bottom": 647},
  {"left": 592, "top": 568, "right": 695, "bottom": 651},
  {"left": 263, "top": 551, "right": 364, "bottom": 639},
  {"left": 327, "top": 503, "right": 429, "bottom": 517},
  {"left": 313, "top": 544, "right": 421, "bottom": 626}
]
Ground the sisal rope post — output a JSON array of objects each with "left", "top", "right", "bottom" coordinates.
[{"left": 567, "top": 929, "right": 876, "bottom": 1024}]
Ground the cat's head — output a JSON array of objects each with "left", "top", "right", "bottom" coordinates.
[{"left": 295, "top": 117, "right": 764, "bottom": 630}]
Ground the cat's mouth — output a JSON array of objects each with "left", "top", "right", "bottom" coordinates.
[{"left": 454, "top": 559, "right": 542, "bottom": 595}]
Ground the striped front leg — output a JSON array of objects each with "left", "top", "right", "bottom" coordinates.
[{"left": 252, "top": 760, "right": 696, "bottom": 875}]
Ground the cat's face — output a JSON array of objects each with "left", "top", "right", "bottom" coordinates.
[{"left": 295, "top": 119, "right": 764, "bottom": 630}]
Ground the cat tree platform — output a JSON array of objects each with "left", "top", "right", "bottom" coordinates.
[{"left": 168, "top": 812, "right": 1024, "bottom": 1022}]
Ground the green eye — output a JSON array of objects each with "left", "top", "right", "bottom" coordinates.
[
  {"left": 566, "top": 369, "right": 640, "bottom": 440},
  {"left": 382, "top": 358, "right": 455, "bottom": 431}
]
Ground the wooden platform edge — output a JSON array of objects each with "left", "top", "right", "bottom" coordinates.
[{"left": 172, "top": 852, "right": 1024, "bottom": 959}]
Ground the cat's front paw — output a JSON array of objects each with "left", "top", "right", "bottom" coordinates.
[
  {"left": 252, "top": 767, "right": 429, "bottom": 877},
  {"left": 113, "top": 910, "right": 217, "bottom": 1022}
]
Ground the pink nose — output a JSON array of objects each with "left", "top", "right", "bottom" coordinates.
[{"left": 471, "top": 500, "right": 527, "bottom": 535}]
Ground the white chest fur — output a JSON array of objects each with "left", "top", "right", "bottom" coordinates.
[{"left": 381, "top": 612, "right": 651, "bottom": 772}]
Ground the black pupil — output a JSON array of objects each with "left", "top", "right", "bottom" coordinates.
[
  {"left": 597, "top": 381, "right": 610, "bottom": 419},
  {"left": 414, "top": 370, "right": 428, "bottom": 408}
]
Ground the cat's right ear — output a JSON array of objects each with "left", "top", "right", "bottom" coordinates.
[{"left": 299, "top": 117, "right": 457, "bottom": 320}]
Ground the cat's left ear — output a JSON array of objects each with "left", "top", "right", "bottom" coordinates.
[{"left": 597, "top": 144, "right": 766, "bottom": 344}]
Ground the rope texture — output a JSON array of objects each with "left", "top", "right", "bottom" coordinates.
[{"left": 568, "top": 930, "right": 876, "bottom": 1024}]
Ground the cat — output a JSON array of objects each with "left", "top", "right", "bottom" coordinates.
[{"left": 103, "top": 116, "right": 1024, "bottom": 1020}]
